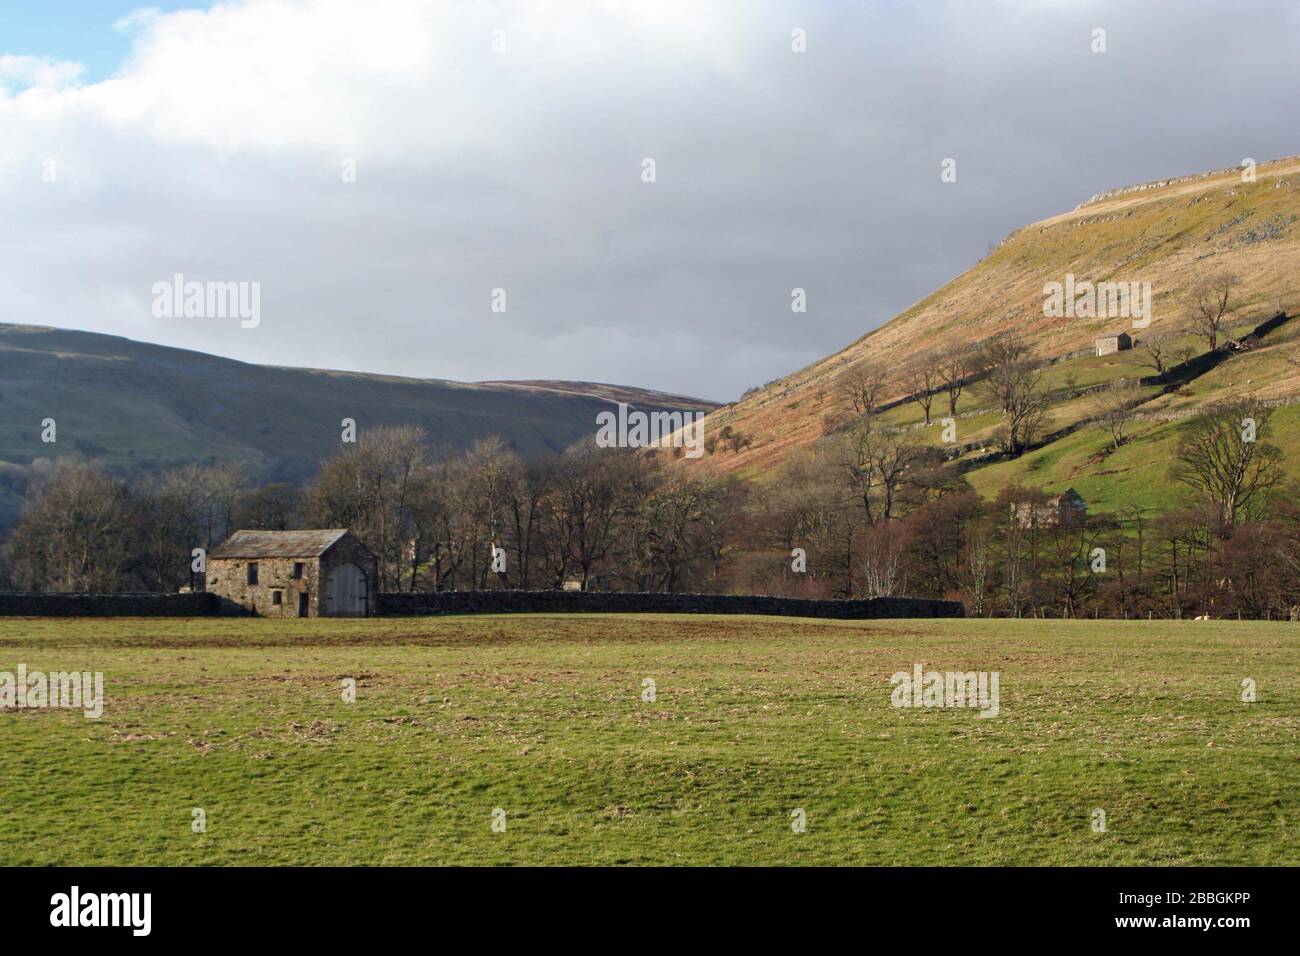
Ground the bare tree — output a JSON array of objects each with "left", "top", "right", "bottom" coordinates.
[
  {"left": 5, "top": 461, "right": 138, "bottom": 591},
  {"left": 1139, "top": 333, "right": 1173, "bottom": 378},
  {"left": 1185, "top": 272, "right": 1240, "bottom": 352},
  {"left": 838, "top": 424, "right": 924, "bottom": 524},
  {"left": 1095, "top": 379, "right": 1140, "bottom": 451},
  {"left": 1040, "top": 513, "right": 1108, "bottom": 618},
  {"left": 543, "top": 447, "right": 629, "bottom": 590},
  {"left": 963, "top": 525, "right": 990, "bottom": 616},
  {"left": 1170, "top": 400, "right": 1283, "bottom": 530},
  {"left": 978, "top": 335, "right": 1047, "bottom": 455},
  {"left": 904, "top": 353, "right": 940, "bottom": 425},
  {"left": 838, "top": 364, "right": 890, "bottom": 421},
  {"left": 857, "top": 521, "right": 906, "bottom": 598},
  {"left": 747, "top": 448, "right": 855, "bottom": 597},
  {"left": 937, "top": 344, "right": 973, "bottom": 416},
  {"left": 304, "top": 425, "right": 433, "bottom": 590},
  {"left": 976, "top": 333, "right": 1033, "bottom": 413},
  {"left": 232, "top": 482, "right": 301, "bottom": 531},
  {"left": 991, "top": 485, "right": 1046, "bottom": 617},
  {"left": 504, "top": 457, "right": 551, "bottom": 591},
  {"left": 634, "top": 471, "right": 726, "bottom": 592}
]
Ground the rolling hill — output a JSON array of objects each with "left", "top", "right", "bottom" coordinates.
[
  {"left": 683, "top": 155, "right": 1300, "bottom": 508},
  {"left": 0, "top": 323, "right": 717, "bottom": 524}
]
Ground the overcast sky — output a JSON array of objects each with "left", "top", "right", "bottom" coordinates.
[{"left": 3, "top": 0, "right": 1298, "bottom": 401}]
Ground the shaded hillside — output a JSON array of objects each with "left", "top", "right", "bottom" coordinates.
[
  {"left": 475, "top": 379, "right": 717, "bottom": 407},
  {"left": 0, "top": 323, "right": 716, "bottom": 522},
  {"left": 684, "top": 156, "right": 1300, "bottom": 489}
]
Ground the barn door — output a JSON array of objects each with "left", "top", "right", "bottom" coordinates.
[{"left": 325, "top": 563, "right": 369, "bottom": 617}]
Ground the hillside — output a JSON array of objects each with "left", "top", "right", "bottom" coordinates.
[
  {"left": 0, "top": 324, "right": 716, "bottom": 523},
  {"left": 685, "top": 156, "right": 1300, "bottom": 503}
]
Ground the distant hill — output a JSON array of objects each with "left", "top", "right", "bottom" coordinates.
[
  {"left": 680, "top": 156, "right": 1300, "bottom": 511},
  {"left": 0, "top": 324, "right": 717, "bottom": 524}
]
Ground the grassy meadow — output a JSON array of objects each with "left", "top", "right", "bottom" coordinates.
[{"left": 0, "top": 614, "right": 1295, "bottom": 866}]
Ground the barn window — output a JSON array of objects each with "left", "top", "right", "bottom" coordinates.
[
  {"left": 247, "top": 562, "right": 259, "bottom": 585},
  {"left": 272, "top": 590, "right": 282, "bottom": 606},
  {"left": 293, "top": 562, "right": 305, "bottom": 579}
]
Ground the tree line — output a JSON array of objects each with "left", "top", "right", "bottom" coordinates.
[
  {"left": 0, "top": 432, "right": 730, "bottom": 597},
  {"left": 0, "top": 390, "right": 1294, "bottom": 618}
]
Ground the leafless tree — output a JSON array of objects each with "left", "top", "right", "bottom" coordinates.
[
  {"left": 232, "top": 482, "right": 301, "bottom": 532},
  {"left": 1170, "top": 400, "right": 1283, "bottom": 530},
  {"left": 5, "top": 461, "right": 137, "bottom": 591},
  {"left": 304, "top": 425, "right": 433, "bottom": 590},
  {"left": 1095, "top": 379, "right": 1141, "bottom": 451},
  {"left": 504, "top": 457, "right": 551, "bottom": 591},
  {"left": 1140, "top": 333, "right": 1173, "bottom": 377},
  {"left": 542, "top": 446, "right": 630, "bottom": 590},
  {"left": 936, "top": 344, "right": 974, "bottom": 416},
  {"left": 857, "top": 521, "right": 906, "bottom": 598},
  {"left": 963, "top": 525, "right": 990, "bottom": 616},
  {"left": 1185, "top": 271, "right": 1240, "bottom": 352},
  {"left": 991, "top": 485, "right": 1046, "bottom": 617},
  {"left": 838, "top": 424, "right": 924, "bottom": 524},
  {"left": 633, "top": 471, "right": 726, "bottom": 592},
  {"left": 746, "top": 448, "right": 855, "bottom": 597},
  {"left": 838, "top": 364, "right": 890, "bottom": 421},
  {"left": 976, "top": 333, "right": 1034, "bottom": 413},
  {"left": 978, "top": 335, "right": 1047, "bottom": 454},
  {"left": 904, "top": 353, "right": 941, "bottom": 425}
]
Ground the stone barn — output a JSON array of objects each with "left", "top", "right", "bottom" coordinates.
[
  {"left": 1095, "top": 332, "right": 1133, "bottom": 357},
  {"left": 1011, "top": 488, "right": 1088, "bottom": 529},
  {"left": 206, "top": 530, "right": 377, "bottom": 618}
]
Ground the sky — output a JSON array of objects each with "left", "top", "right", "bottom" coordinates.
[{"left": 2, "top": 0, "right": 1299, "bottom": 402}]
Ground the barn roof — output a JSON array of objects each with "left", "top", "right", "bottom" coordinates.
[
  {"left": 209, "top": 529, "right": 350, "bottom": 559},
  {"left": 1045, "top": 488, "right": 1085, "bottom": 506}
]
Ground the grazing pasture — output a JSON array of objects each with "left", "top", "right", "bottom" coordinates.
[{"left": 0, "top": 615, "right": 1294, "bottom": 866}]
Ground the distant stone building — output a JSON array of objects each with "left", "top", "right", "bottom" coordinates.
[
  {"left": 1095, "top": 332, "right": 1133, "bottom": 356},
  {"left": 1011, "top": 488, "right": 1087, "bottom": 529},
  {"left": 206, "top": 529, "right": 377, "bottom": 618}
]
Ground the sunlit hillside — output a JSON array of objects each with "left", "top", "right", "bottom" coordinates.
[{"left": 680, "top": 156, "right": 1300, "bottom": 502}]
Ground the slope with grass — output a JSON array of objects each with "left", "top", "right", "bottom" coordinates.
[
  {"left": 685, "top": 157, "right": 1300, "bottom": 498},
  {"left": 1, "top": 614, "right": 1294, "bottom": 866}
]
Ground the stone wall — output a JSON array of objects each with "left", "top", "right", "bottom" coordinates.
[
  {"left": 378, "top": 590, "right": 965, "bottom": 619},
  {"left": 0, "top": 592, "right": 227, "bottom": 616},
  {"left": 0, "top": 589, "right": 963, "bottom": 619}
]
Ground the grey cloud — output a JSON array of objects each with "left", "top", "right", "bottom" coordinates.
[{"left": 2, "top": 0, "right": 1298, "bottom": 401}]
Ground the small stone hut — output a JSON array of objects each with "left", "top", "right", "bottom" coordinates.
[
  {"left": 1095, "top": 332, "right": 1133, "bottom": 357},
  {"left": 206, "top": 529, "right": 377, "bottom": 618},
  {"left": 1011, "top": 488, "right": 1088, "bottom": 529}
]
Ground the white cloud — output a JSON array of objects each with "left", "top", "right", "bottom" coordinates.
[
  {"left": 112, "top": 7, "right": 165, "bottom": 34},
  {"left": 0, "top": 54, "right": 85, "bottom": 91},
  {"left": 1, "top": 0, "right": 1298, "bottom": 400}
]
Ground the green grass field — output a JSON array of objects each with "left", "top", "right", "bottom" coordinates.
[{"left": 1, "top": 614, "right": 1295, "bottom": 866}]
